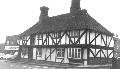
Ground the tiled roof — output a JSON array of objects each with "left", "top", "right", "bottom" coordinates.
[
  {"left": 6, "top": 35, "right": 19, "bottom": 41},
  {"left": 20, "top": 10, "right": 113, "bottom": 36}
]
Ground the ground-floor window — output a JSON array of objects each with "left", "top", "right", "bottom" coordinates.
[
  {"left": 21, "top": 47, "right": 28, "bottom": 58},
  {"left": 68, "top": 48, "right": 81, "bottom": 59},
  {"left": 57, "top": 48, "right": 65, "bottom": 58},
  {"left": 36, "top": 48, "right": 42, "bottom": 57}
]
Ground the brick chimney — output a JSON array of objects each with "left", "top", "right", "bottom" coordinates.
[
  {"left": 70, "top": 0, "right": 81, "bottom": 14},
  {"left": 39, "top": 6, "right": 49, "bottom": 22}
]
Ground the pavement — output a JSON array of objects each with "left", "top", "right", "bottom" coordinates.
[
  {"left": 0, "top": 60, "right": 55, "bottom": 69},
  {"left": 7, "top": 58, "right": 74, "bottom": 68},
  {"left": 4, "top": 59, "right": 112, "bottom": 69}
]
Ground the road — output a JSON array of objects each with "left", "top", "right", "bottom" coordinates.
[{"left": 0, "top": 60, "right": 58, "bottom": 69}]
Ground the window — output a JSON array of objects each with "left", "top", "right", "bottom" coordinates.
[
  {"left": 38, "top": 34, "right": 42, "bottom": 39},
  {"left": 6, "top": 41, "right": 9, "bottom": 45},
  {"left": 68, "top": 48, "right": 81, "bottom": 59},
  {"left": 70, "top": 30, "right": 79, "bottom": 37},
  {"left": 51, "top": 33, "right": 61, "bottom": 39},
  {"left": 57, "top": 48, "right": 65, "bottom": 58},
  {"left": 36, "top": 48, "right": 42, "bottom": 57}
]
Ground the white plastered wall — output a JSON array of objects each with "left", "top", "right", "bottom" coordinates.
[{"left": 33, "top": 48, "right": 36, "bottom": 59}]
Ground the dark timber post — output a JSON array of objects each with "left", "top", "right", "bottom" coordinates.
[
  {"left": 15, "top": 46, "right": 22, "bottom": 60},
  {"left": 28, "top": 35, "right": 35, "bottom": 60}
]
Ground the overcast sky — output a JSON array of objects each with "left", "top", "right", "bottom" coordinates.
[{"left": 0, "top": 0, "right": 120, "bottom": 43}]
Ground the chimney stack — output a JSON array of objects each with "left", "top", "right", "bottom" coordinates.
[
  {"left": 70, "top": 0, "right": 81, "bottom": 14},
  {"left": 39, "top": 6, "right": 49, "bottom": 22}
]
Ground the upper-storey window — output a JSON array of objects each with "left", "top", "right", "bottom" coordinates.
[
  {"left": 51, "top": 33, "right": 61, "bottom": 39},
  {"left": 70, "top": 30, "right": 79, "bottom": 37},
  {"left": 38, "top": 34, "right": 43, "bottom": 40}
]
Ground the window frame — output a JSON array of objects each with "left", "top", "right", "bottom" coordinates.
[
  {"left": 70, "top": 30, "right": 79, "bottom": 37},
  {"left": 68, "top": 48, "right": 81, "bottom": 59},
  {"left": 51, "top": 33, "right": 61, "bottom": 39},
  {"left": 57, "top": 48, "right": 65, "bottom": 58}
]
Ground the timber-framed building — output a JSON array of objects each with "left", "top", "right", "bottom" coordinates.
[{"left": 19, "top": 0, "right": 114, "bottom": 65}]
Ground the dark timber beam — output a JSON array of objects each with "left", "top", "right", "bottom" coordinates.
[
  {"left": 101, "top": 34, "right": 107, "bottom": 46},
  {"left": 90, "top": 33, "right": 100, "bottom": 44},
  {"left": 66, "top": 31, "right": 74, "bottom": 44},
  {"left": 20, "top": 44, "right": 114, "bottom": 50},
  {"left": 75, "top": 30, "right": 87, "bottom": 44},
  {"left": 57, "top": 32, "right": 65, "bottom": 45},
  {"left": 108, "top": 37, "right": 113, "bottom": 47}
]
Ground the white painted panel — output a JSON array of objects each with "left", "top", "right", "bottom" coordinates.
[
  {"left": 33, "top": 48, "right": 36, "bottom": 59},
  {"left": 101, "top": 51, "right": 105, "bottom": 57},
  {"left": 56, "top": 59, "right": 62, "bottom": 62},
  {"left": 43, "top": 34, "right": 47, "bottom": 45},
  {"left": 43, "top": 34, "right": 46, "bottom": 40},
  {"left": 101, "top": 35, "right": 106, "bottom": 46},
  {"left": 27, "top": 39, "right": 30, "bottom": 45},
  {"left": 109, "top": 53, "right": 113, "bottom": 58},
  {"left": 51, "top": 48, "right": 56, "bottom": 62},
  {"left": 83, "top": 49, "right": 87, "bottom": 65},
  {"left": 27, "top": 36, "right": 30, "bottom": 45},
  {"left": 71, "top": 38, "right": 74, "bottom": 43},
  {"left": 90, "top": 48, "right": 95, "bottom": 57},
  {"left": 75, "top": 37, "right": 78, "bottom": 44},
  {"left": 87, "top": 31, "right": 89, "bottom": 44},
  {"left": 80, "top": 34, "right": 85, "bottom": 44},
  {"left": 80, "top": 30, "right": 85, "bottom": 44},
  {"left": 46, "top": 48, "right": 50, "bottom": 61},
  {"left": 49, "top": 36, "right": 52, "bottom": 45},
  {"left": 90, "top": 32, "right": 95, "bottom": 45},
  {"left": 96, "top": 49, "right": 100, "bottom": 57},
  {"left": 39, "top": 40, "right": 42, "bottom": 45},
  {"left": 65, "top": 34, "right": 69, "bottom": 44},
  {"left": 90, "top": 52, "right": 94, "bottom": 57},
  {"left": 109, "top": 38, "right": 114, "bottom": 47},
  {"left": 57, "top": 39, "right": 59, "bottom": 44},
  {"left": 108, "top": 50, "right": 113, "bottom": 58},
  {"left": 107, "top": 36, "right": 111, "bottom": 46},
  {"left": 53, "top": 39, "right": 56, "bottom": 44},
  {"left": 41, "top": 48, "right": 46, "bottom": 60},
  {"left": 35, "top": 35, "right": 38, "bottom": 45},
  {"left": 20, "top": 40, "right": 22, "bottom": 45},
  {"left": 61, "top": 35, "right": 65, "bottom": 45},
  {"left": 102, "top": 50, "right": 107, "bottom": 57},
  {"left": 96, "top": 33, "right": 101, "bottom": 45},
  {"left": 64, "top": 48, "right": 69, "bottom": 63},
  {"left": 83, "top": 49, "right": 87, "bottom": 59},
  {"left": 91, "top": 48, "right": 95, "bottom": 55}
]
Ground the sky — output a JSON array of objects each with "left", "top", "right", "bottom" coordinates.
[{"left": 0, "top": 0, "right": 120, "bottom": 43}]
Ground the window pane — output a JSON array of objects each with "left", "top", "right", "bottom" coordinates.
[
  {"left": 75, "top": 49, "right": 77, "bottom": 58},
  {"left": 72, "top": 48, "right": 74, "bottom": 57},
  {"left": 57, "top": 52, "right": 61, "bottom": 57},
  {"left": 69, "top": 48, "right": 71, "bottom": 57},
  {"left": 57, "top": 48, "right": 64, "bottom": 57},
  {"left": 78, "top": 49, "right": 81, "bottom": 52},
  {"left": 62, "top": 52, "right": 64, "bottom": 57},
  {"left": 74, "top": 31, "right": 79, "bottom": 36},
  {"left": 78, "top": 52, "right": 80, "bottom": 58}
]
